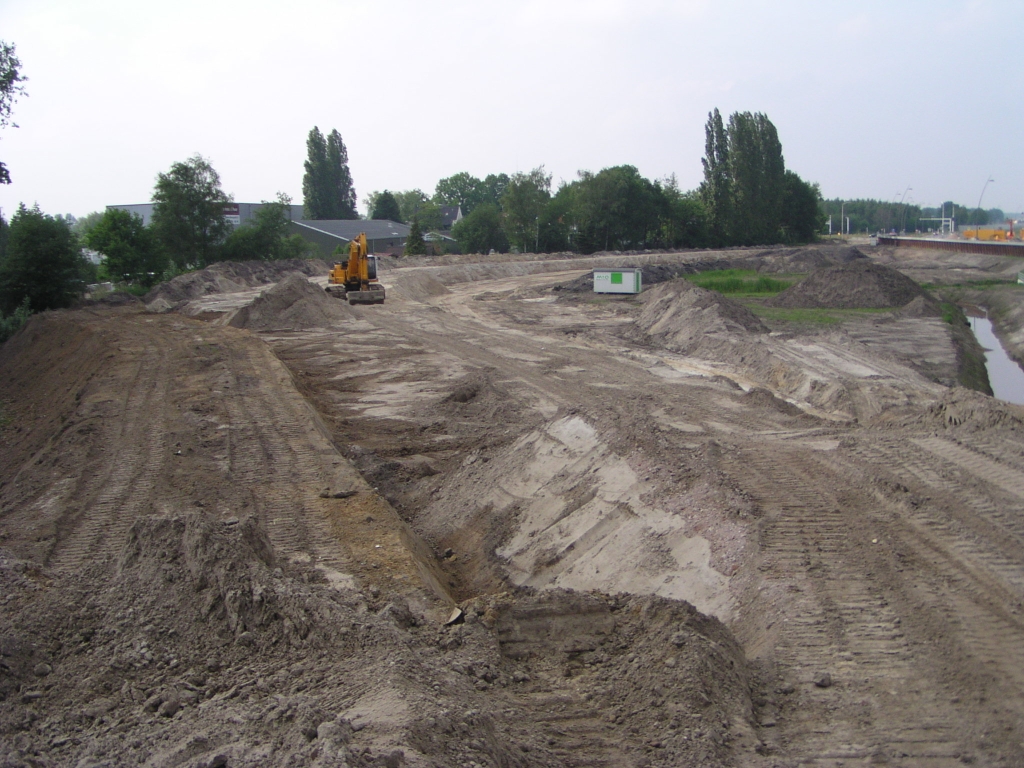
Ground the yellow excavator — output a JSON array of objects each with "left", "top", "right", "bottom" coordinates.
[{"left": 325, "top": 233, "right": 386, "bottom": 305}]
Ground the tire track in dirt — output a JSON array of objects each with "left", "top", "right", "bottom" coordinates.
[
  {"left": 720, "top": 444, "right": 971, "bottom": 765},
  {"left": 48, "top": 325, "right": 170, "bottom": 572},
  {"left": 840, "top": 436, "right": 1024, "bottom": 692},
  {"left": 219, "top": 338, "right": 355, "bottom": 582}
]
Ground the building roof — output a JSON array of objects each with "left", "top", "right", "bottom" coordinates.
[
  {"left": 439, "top": 206, "right": 463, "bottom": 229},
  {"left": 292, "top": 219, "right": 409, "bottom": 241}
]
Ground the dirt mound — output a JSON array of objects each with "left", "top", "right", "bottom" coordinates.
[
  {"left": 553, "top": 259, "right": 730, "bottom": 294},
  {"left": 637, "top": 279, "right": 768, "bottom": 353},
  {"left": 0, "top": 510, "right": 760, "bottom": 768},
  {"left": 752, "top": 245, "right": 868, "bottom": 274},
  {"left": 385, "top": 271, "right": 450, "bottom": 302},
  {"left": 741, "top": 387, "right": 814, "bottom": 418},
  {"left": 767, "top": 260, "right": 925, "bottom": 309},
  {"left": 226, "top": 273, "right": 355, "bottom": 331},
  {"left": 144, "top": 259, "right": 330, "bottom": 311},
  {"left": 877, "top": 386, "right": 1024, "bottom": 431}
]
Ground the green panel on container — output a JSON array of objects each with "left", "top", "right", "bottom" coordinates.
[{"left": 611, "top": 272, "right": 623, "bottom": 284}]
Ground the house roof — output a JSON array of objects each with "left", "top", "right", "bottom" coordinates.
[
  {"left": 439, "top": 206, "right": 462, "bottom": 229},
  {"left": 292, "top": 219, "right": 410, "bottom": 241}
]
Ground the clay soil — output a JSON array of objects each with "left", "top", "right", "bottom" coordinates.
[{"left": 3, "top": 243, "right": 1024, "bottom": 767}]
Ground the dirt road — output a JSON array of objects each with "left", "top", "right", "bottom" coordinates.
[{"left": 2, "top": 244, "right": 1024, "bottom": 766}]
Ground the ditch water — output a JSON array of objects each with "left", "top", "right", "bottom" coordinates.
[{"left": 969, "top": 316, "right": 1024, "bottom": 405}]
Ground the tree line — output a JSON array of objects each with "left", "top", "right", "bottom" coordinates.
[
  {"left": 820, "top": 198, "right": 1007, "bottom": 235},
  {"left": 1, "top": 107, "right": 822, "bottom": 339},
  {"left": 364, "top": 109, "right": 823, "bottom": 255}
]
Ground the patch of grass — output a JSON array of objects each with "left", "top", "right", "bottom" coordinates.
[
  {"left": 685, "top": 269, "right": 795, "bottom": 296},
  {"left": 0, "top": 297, "right": 32, "bottom": 344},
  {"left": 940, "top": 302, "right": 961, "bottom": 325},
  {"left": 747, "top": 305, "right": 893, "bottom": 326},
  {"left": 921, "top": 279, "right": 1019, "bottom": 291}
]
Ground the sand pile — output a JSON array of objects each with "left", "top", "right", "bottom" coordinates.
[
  {"left": 751, "top": 245, "right": 868, "bottom": 274},
  {"left": 767, "top": 261, "right": 925, "bottom": 309},
  {"left": 637, "top": 279, "right": 768, "bottom": 354},
  {"left": 554, "top": 259, "right": 731, "bottom": 294},
  {"left": 384, "top": 271, "right": 449, "bottom": 302},
  {"left": 226, "top": 273, "right": 355, "bottom": 331},
  {"left": 145, "top": 259, "right": 330, "bottom": 311}
]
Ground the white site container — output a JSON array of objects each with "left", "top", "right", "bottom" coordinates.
[{"left": 593, "top": 268, "right": 642, "bottom": 294}]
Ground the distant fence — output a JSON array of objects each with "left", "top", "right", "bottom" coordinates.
[{"left": 877, "top": 237, "right": 1024, "bottom": 257}]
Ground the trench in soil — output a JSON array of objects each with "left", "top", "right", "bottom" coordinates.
[{"left": 969, "top": 315, "right": 1024, "bottom": 404}]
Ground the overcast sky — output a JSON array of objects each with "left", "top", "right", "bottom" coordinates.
[{"left": 1, "top": 0, "right": 1020, "bottom": 221}]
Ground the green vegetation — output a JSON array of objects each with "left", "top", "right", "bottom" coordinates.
[
  {"left": 747, "top": 305, "right": 893, "bottom": 326},
  {"left": 86, "top": 208, "right": 166, "bottom": 287},
  {"left": 222, "top": 195, "right": 310, "bottom": 262},
  {"left": 700, "top": 109, "right": 823, "bottom": 246},
  {"left": 685, "top": 269, "right": 794, "bottom": 295},
  {"left": 370, "top": 190, "right": 402, "bottom": 221},
  {"left": 0, "top": 40, "right": 27, "bottom": 185},
  {"left": 302, "top": 127, "right": 357, "bottom": 220},
  {"left": 0, "top": 204, "right": 90, "bottom": 314},
  {"left": 0, "top": 295, "right": 31, "bottom": 342},
  {"left": 922, "top": 279, "right": 1017, "bottom": 291},
  {"left": 405, "top": 217, "right": 426, "bottom": 256},
  {"left": 820, "top": 199, "right": 1005, "bottom": 235},
  {"left": 371, "top": 107, "right": 821, "bottom": 255},
  {"left": 151, "top": 154, "right": 232, "bottom": 270}
]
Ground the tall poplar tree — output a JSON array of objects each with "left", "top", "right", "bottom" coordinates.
[
  {"left": 727, "top": 111, "right": 784, "bottom": 245},
  {"left": 699, "top": 108, "right": 731, "bottom": 246},
  {"left": 302, "top": 127, "right": 357, "bottom": 219}
]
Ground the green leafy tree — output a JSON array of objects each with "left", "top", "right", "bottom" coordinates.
[
  {"left": 151, "top": 154, "right": 232, "bottom": 270},
  {"left": 0, "top": 210, "right": 8, "bottom": 259},
  {"left": 0, "top": 41, "right": 28, "bottom": 185},
  {"left": 0, "top": 295, "right": 31, "bottom": 343},
  {"left": 85, "top": 208, "right": 166, "bottom": 286},
  {"left": 0, "top": 204, "right": 87, "bottom": 314},
  {"left": 779, "top": 171, "right": 822, "bottom": 243},
  {"left": 452, "top": 204, "right": 508, "bottom": 254},
  {"left": 482, "top": 174, "right": 511, "bottom": 208},
  {"left": 661, "top": 183, "right": 709, "bottom": 249},
  {"left": 405, "top": 216, "right": 427, "bottom": 255},
  {"left": 700, "top": 108, "right": 731, "bottom": 246},
  {"left": 414, "top": 202, "right": 445, "bottom": 232},
  {"left": 302, "top": 127, "right": 357, "bottom": 219},
  {"left": 501, "top": 166, "right": 551, "bottom": 252},
  {"left": 571, "top": 165, "right": 665, "bottom": 252},
  {"left": 223, "top": 194, "right": 309, "bottom": 262},
  {"left": 433, "top": 172, "right": 489, "bottom": 215},
  {"left": 727, "top": 111, "right": 785, "bottom": 245},
  {"left": 371, "top": 190, "right": 402, "bottom": 221},
  {"left": 72, "top": 211, "right": 105, "bottom": 240}
]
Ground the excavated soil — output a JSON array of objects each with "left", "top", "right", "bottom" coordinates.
[
  {"left": 767, "top": 260, "right": 926, "bottom": 309},
  {"left": 4, "top": 244, "right": 1024, "bottom": 767},
  {"left": 226, "top": 274, "right": 356, "bottom": 331},
  {"left": 145, "top": 259, "right": 330, "bottom": 312}
]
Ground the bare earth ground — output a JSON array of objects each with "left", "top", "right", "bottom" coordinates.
[{"left": 2, "top": 244, "right": 1024, "bottom": 767}]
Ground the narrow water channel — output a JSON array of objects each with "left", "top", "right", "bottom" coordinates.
[{"left": 969, "top": 316, "right": 1024, "bottom": 405}]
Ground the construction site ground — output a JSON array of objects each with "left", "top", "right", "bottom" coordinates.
[{"left": 2, "top": 242, "right": 1024, "bottom": 767}]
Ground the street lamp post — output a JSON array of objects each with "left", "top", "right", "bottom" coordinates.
[
  {"left": 898, "top": 186, "right": 913, "bottom": 234},
  {"left": 975, "top": 176, "right": 995, "bottom": 237}
]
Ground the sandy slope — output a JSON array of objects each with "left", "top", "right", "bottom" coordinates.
[{"left": 3, "top": 244, "right": 1024, "bottom": 766}]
